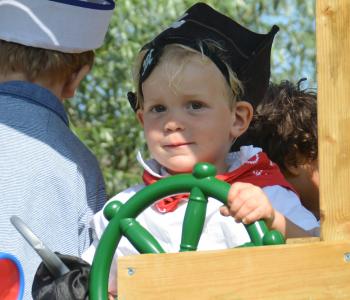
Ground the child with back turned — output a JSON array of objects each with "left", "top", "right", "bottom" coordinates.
[
  {"left": 0, "top": 1, "right": 114, "bottom": 298},
  {"left": 82, "top": 2, "right": 319, "bottom": 295}
]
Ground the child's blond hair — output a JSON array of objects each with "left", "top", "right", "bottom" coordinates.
[
  {"left": 133, "top": 41, "right": 243, "bottom": 111},
  {"left": 0, "top": 40, "right": 94, "bottom": 83}
]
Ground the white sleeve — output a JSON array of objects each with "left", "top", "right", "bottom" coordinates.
[
  {"left": 80, "top": 203, "right": 123, "bottom": 295},
  {"left": 81, "top": 237, "right": 119, "bottom": 295},
  {"left": 81, "top": 184, "right": 144, "bottom": 295},
  {"left": 81, "top": 208, "right": 108, "bottom": 263},
  {"left": 262, "top": 185, "right": 319, "bottom": 233},
  {"left": 82, "top": 183, "right": 145, "bottom": 258}
]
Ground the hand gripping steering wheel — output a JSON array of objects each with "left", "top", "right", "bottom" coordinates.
[{"left": 89, "top": 163, "right": 285, "bottom": 299}]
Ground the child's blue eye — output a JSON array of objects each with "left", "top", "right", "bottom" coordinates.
[
  {"left": 150, "top": 105, "right": 166, "bottom": 113},
  {"left": 188, "top": 101, "right": 204, "bottom": 110}
]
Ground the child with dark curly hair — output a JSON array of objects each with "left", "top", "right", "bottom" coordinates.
[{"left": 234, "top": 79, "right": 319, "bottom": 220}]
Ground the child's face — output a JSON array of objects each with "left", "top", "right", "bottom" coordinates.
[
  {"left": 137, "top": 54, "right": 244, "bottom": 174},
  {"left": 284, "top": 159, "right": 319, "bottom": 219}
]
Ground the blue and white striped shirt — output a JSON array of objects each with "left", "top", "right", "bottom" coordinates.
[{"left": 0, "top": 81, "right": 106, "bottom": 299}]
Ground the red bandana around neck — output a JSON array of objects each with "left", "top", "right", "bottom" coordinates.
[{"left": 142, "top": 152, "right": 296, "bottom": 213}]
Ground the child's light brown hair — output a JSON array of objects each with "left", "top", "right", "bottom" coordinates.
[
  {"left": 0, "top": 40, "right": 94, "bottom": 83},
  {"left": 132, "top": 41, "right": 244, "bottom": 111}
]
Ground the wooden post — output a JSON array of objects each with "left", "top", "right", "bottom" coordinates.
[{"left": 316, "top": 0, "right": 350, "bottom": 241}]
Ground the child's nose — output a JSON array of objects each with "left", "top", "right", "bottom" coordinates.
[{"left": 164, "top": 115, "right": 185, "bottom": 132}]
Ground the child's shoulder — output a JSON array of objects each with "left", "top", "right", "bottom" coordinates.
[
  {"left": 90, "top": 183, "right": 146, "bottom": 233},
  {"left": 108, "top": 183, "right": 145, "bottom": 205}
]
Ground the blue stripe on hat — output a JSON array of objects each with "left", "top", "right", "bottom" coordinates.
[{"left": 49, "top": 0, "right": 115, "bottom": 10}]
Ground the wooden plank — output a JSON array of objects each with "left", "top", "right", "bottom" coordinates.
[
  {"left": 286, "top": 237, "right": 320, "bottom": 244},
  {"left": 118, "top": 241, "right": 350, "bottom": 299},
  {"left": 316, "top": 1, "right": 350, "bottom": 240}
]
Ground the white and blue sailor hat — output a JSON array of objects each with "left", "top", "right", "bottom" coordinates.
[{"left": 0, "top": 0, "right": 115, "bottom": 53}]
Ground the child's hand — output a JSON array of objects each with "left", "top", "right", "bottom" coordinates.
[
  {"left": 108, "top": 294, "right": 116, "bottom": 300},
  {"left": 220, "top": 182, "right": 275, "bottom": 226}
]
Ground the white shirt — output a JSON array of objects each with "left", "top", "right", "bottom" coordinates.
[{"left": 83, "top": 146, "right": 319, "bottom": 294}]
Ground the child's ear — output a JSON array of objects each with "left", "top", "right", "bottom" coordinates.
[
  {"left": 230, "top": 101, "right": 253, "bottom": 138},
  {"left": 136, "top": 109, "right": 144, "bottom": 126},
  {"left": 61, "top": 65, "right": 90, "bottom": 99}
]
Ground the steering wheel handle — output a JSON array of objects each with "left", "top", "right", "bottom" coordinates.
[{"left": 89, "top": 162, "right": 285, "bottom": 299}]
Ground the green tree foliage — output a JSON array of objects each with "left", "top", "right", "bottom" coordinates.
[{"left": 65, "top": 0, "right": 315, "bottom": 198}]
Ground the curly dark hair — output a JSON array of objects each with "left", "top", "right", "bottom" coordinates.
[{"left": 234, "top": 79, "right": 317, "bottom": 171}]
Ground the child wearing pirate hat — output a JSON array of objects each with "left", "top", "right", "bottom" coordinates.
[
  {"left": 83, "top": 3, "right": 319, "bottom": 296},
  {"left": 0, "top": 1, "right": 114, "bottom": 299}
]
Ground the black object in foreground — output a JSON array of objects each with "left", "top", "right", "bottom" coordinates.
[
  {"left": 10, "top": 216, "right": 91, "bottom": 299},
  {"left": 32, "top": 253, "right": 91, "bottom": 300}
]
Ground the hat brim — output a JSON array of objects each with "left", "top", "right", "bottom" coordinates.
[{"left": 0, "top": 0, "right": 115, "bottom": 53}]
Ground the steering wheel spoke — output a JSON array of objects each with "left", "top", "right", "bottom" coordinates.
[
  {"left": 180, "top": 187, "right": 208, "bottom": 252},
  {"left": 120, "top": 218, "right": 165, "bottom": 254}
]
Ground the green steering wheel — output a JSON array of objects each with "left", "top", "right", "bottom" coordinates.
[{"left": 89, "top": 162, "right": 285, "bottom": 300}]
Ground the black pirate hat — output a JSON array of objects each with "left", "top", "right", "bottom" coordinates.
[{"left": 128, "top": 2, "right": 279, "bottom": 111}]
